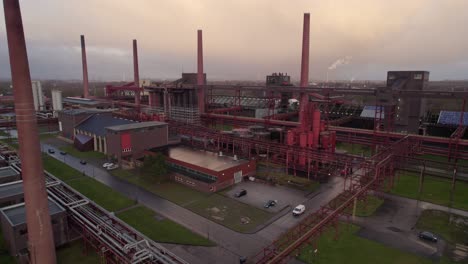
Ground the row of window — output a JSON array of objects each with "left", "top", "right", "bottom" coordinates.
[
  {"left": 122, "top": 148, "right": 132, "bottom": 153},
  {"left": 168, "top": 162, "right": 217, "bottom": 183},
  {"left": 174, "top": 176, "right": 196, "bottom": 186}
]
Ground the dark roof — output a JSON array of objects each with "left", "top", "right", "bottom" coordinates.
[
  {"left": 1, "top": 198, "right": 65, "bottom": 226},
  {"left": 0, "top": 181, "right": 23, "bottom": 199},
  {"left": 0, "top": 167, "right": 19, "bottom": 178},
  {"left": 76, "top": 113, "right": 135, "bottom": 136},
  {"left": 75, "top": 134, "right": 93, "bottom": 144},
  {"left": 106, "top": 121, "right": 167, "bottom": 132}
]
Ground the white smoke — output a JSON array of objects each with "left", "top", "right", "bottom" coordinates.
[{"left": 328, "top": 56, "right": 353, "bottom": 70}]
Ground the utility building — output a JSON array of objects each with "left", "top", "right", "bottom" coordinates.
[
  {"left": 0, "top": 198, "right": 68, "bottom": 256},
  {"left": 166, "top": 146, "right": 256, "bottom": 192},
  {"left": 106, "top": 121, "right": 168, "bottom": 163}
]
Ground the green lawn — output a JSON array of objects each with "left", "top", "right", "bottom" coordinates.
[
  {"left": 117, "top": 206, "right": 215, "bottom": 246},
  {"left": 419, "top": 154, "right": 468, "bottom": 166},
  {"left": 329, "top": 195, "right": 384, "bottom": 217},
  {"left": 42, "top": 155, "right": 135, "bottom": 212},
  {"left": 0, "top": 139, "right": 18, "bottom": 150},
  {"left": 298, "top": 223, "right": 435, "bottom": 264},
  {"left": 416, "top": 210, "right": 468, "bottom": 246},
  {"left": 42, "top": 155, "right": 84, "bottom": 182},
  {"left": 67, "top": 178, "right": 135, "bottom": 212},
  {"left": 57, "top": 240, "right": 99, "bottom": 264},
  {"left": 59, "top": 145, "right": 106, "bottom": 160},
  {"left": 111, "top": 169, "right": 275, "bottom": 233},
  {"left": 44, "top": 159, "right": 215, "bottom": 246},
  {"left": 391, "top": 171, "right": 468, "bottom": 211},
  {"left": 256, "top": 169, "right": 320, "bottom": 193},
  {"left": 39, "top": 132, "right": 59, "bottom": 140},
  {"left": 336, "top": 142, "right": 372, "bottom": 157}
]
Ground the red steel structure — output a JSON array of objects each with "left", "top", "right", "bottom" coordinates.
[
  {"left": 81, "top": 35, "right": 89, "bottom": 98},
  {"left": 3, "top": 0, "right": 56, "bottom": 263}
]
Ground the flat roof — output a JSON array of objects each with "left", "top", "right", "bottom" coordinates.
[
  {"left": 63, "top": 97, "right": 101, "bottom": 105},
  {"left": 168, "top": 146, "right": 248, "bottom": 172},
  {"left": 0, "top": 166, "right": 19, "bottom": 179},
  {"left": 1, "top": 198, "right": 65, "bottom": 226},
  {"left": 0, "top": 181, "right": 23, "bottom": 199},
  {"left": 106, "top": 121, "right": 167, "bottom": 132}
]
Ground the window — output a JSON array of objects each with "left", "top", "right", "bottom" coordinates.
[
  {"left": 122, "top": 148, "right": 132, "bottom": 153},
  {"left": 414, "top": 73, "right": 423, "bottom": 80}
]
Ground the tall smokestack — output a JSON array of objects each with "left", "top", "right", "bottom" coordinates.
[
  {"left": 3, "top": 1, "right": 56, "bottom": 263},
  {"left": 81, "top": 35, "right": 89, "bottom": 98},
  {"left": 300, "top": 13, "right": 310, "bottom": 87},
  {"left": 197, "top": 29, "right": 205, "bottom": 114},
  {"left": 133, "top": 39, "right": 140, "bottom": 105},
  {"left": 299, "top": 13, "right": 310, "bottom": 122}
]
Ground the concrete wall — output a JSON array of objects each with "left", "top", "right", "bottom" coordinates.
[{"left": 0, "top": 210, "right": 68, "bottom": 256}]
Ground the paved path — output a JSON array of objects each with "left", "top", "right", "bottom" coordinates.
[
  {"left": 41, "top": 142, "right": 346, "bottom": 264},
  {"left": 347, "top": 192, "right": 468, "bottom": 261}
]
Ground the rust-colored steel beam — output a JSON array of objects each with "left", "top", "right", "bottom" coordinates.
[
  {"left": 3, "top": 0, "right": 56, "bottom": 263},
  {"left": 299, "top": 13, "right": 310, "bottom": 121},
  {"left": 133, "top": 39, "right": 140, "bottom": 105},
  {"left": 197, "top": 29, "right": 205, "bottom": 114},
  {"left": 81, "top": 35, "right": 89, "bottom": 98}
]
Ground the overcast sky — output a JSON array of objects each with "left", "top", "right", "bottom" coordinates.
[{"left": 1, "top": 0, "right": 468, "bottom": 81}]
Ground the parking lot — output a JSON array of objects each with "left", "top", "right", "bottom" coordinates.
[{"left": 225, "top": 181, "right": 310, "bottom": 213}]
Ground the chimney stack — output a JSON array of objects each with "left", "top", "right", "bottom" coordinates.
[
  {"left": 299, "top": 13, "right": 310, "bottom": 122},
  {"left": 197, "top": 30, "right": 205, "bottom": 114},
  {"left": 133, "top": 39, "right": 140, "bottom": 105},
  {"left": 300, "top": 13, "right": 310, "bottom": 87},
  {"left": 3, "top": 0, "right": 57, "bottom": 263},
  {"left": 81, "top": 35, "right": 89, "bottom": 98}
]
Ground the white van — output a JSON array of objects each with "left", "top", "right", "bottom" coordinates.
[{"left": 292, "top": 204, "right": 306, "bottom": 216}]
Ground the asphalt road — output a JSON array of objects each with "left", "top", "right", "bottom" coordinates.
[
  {"left": 348, "top": 192, "right": 468, "bottom": 261},
  {"left": 41, "top": 142, "right": 346, "bottom": 264}
]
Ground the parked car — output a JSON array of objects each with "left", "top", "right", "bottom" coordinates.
[
  {"left": 292, "top": 204, "right": 306, "bottom": 216},
  {"left": 235, "top": 189, "right": 247, "bottom": 198},
  {"left": 47, "top": 149, "right": 55, "bottom": 154},
  {"left": 264, "top": 200, "right": 278, "bottom": 208},
  {"left": 106, "top": 164, "right": 119, "bottom": 171},
  {"left": 102, "top": 162, "right": 113, "bottom": 168},
  {"left": 59, "top": 151, "right": 67, "bottom": 155},
  {"left": 419, "top": 231, "right": 438, "bottom": 242},
  {"left": 80, "top": 160, "right": 87, "bottom": 165}
]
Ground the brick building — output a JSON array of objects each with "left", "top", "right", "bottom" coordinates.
[
  {"left": 166, "top": 146, "right": 256, "bottom": 192},
  {"left": 106, "top": 121, "right": 168, "bottom": 163}
]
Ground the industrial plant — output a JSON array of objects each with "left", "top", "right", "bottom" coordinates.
[{"left": 0, "top": 1, "right": 467, "bottom": 264}]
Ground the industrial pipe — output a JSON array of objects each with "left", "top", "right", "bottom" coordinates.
[{"left": 3, "top": 0, "right": 57, "bottom": 263}]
